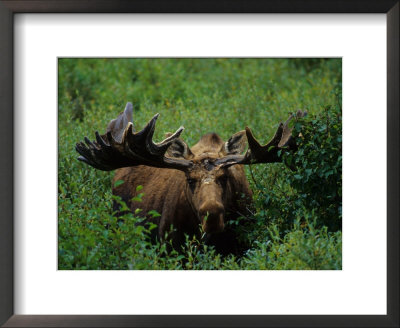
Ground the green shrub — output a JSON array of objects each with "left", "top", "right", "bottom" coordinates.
[
  {"left": 285, "top": 104, "right": 342, "bottom": 231},
  {"left": 242, "top": 216, "right": 342, "bottom": 270},
  {"left": 245, "top": 101, "right": 342, "bottom": 243}
]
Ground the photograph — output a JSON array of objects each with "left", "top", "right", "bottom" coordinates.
[{"left": 58, "top": 58, "right": 342, "bottom": 270}]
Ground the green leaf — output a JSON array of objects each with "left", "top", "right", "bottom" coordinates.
[
  {"left": 294, "top": 122, "right": 302, "bottom": 132},
  {"left": 132, "top": 193, "right": 144, "bottom": 202},
  {"left": 114, "top": 180, "right": 125, "bottom": 188},
  {"left": 148, "top": 210, "right": 161, "bottom": 218}
]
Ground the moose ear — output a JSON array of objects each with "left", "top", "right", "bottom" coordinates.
[
  {"left": 165, "top": 133, "right": 194, "bottom": 159},
  {"left": 221, "top": 130, "right": 247, "bottom": 155},
  {"left": 106, "top": 102, "right": 134, "bottom": 143}
]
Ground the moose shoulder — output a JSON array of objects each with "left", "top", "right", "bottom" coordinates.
[{"left": 76, "top": 102, "right": 305, "bottom": 254}]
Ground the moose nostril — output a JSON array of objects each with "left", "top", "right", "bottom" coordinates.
[
  {"left": 199, "top": 201, "right": 224, "bottom": 217},
  {"left": 201, "top": 212, "right": 225, "bottom": 233}
]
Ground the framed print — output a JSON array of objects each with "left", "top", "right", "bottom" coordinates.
[{"left": 1, "top": 1, "right": 398, "bottom": 327}]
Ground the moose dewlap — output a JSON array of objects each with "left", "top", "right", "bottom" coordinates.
[{"left": 76, "top": 102, "right": 305, "bottom": 255}]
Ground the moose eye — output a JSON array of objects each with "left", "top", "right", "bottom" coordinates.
[
  {"left": 187, "top": 178, "right": 197, "bottom": 192},
  {"left": 218, "top": 176, "right": 228, "bottom": 186}
]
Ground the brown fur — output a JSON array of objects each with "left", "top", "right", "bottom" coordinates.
[{"left": 112, "top": 132, "right": 253, "bottom": 254}]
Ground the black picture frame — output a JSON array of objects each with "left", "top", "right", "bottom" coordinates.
[{"left": 0, "top": 1, "right": 398, "bottom": 327}]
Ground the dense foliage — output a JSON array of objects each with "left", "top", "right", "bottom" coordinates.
[{"left": 58, "top": 58, "right": 342, "bottom": 270}]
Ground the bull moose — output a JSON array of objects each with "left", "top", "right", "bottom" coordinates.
[{"left": 76, "top": 103, "right": 305, "bottom": 255}]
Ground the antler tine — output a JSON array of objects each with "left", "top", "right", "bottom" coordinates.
[
  {"left": 244, "top": 111, "right": 306, "bottom": 164},
  {"left": 278, "top": 109, "right": 306, "bottom": 148},
  {"left": 95, "top": 131, "right": 108, "bottom": 147},
  {"left": 76, "top": 105, "right": 193, "bottom": 171},
  {"left": 154, "top": 126, "right": 185, "bottom": 154},
  {"left": 215, "top": 110, "right": 306, "bottom": 168},
  {"left": 76, "top": 131, "right": 133, "bottom": 171},
  {"left": 244, "top": 123, "right": 284, "bottom": 162},
  {"left": 123, "top": 114, "right": 183, "bottom": 159},
  {"left": 158, "top": 126, "right": 184, "bottom": 145}
]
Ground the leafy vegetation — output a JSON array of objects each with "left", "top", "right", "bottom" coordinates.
[{"left": 58, "top": 58, "right": 342, "bottom": 270}]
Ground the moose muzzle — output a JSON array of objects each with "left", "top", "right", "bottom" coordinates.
[{"left": 199, "top": 201, "right": 225, "bottom": 233}]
